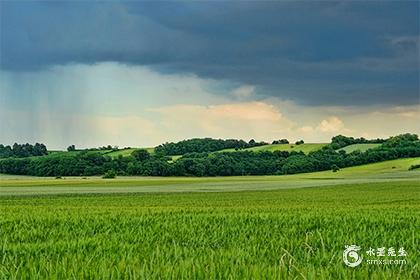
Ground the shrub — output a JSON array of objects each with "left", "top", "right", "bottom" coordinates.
[
  {"left": 408, "top": 164, "right": 420, "bottom": 171},
  {"left": 331, "top": 164, "right": 340, "bottom": 172},
  {"left": 102, "top": 170, "right": 116, "bottom": 179}
]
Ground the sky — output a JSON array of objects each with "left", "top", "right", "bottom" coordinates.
[{"left": 0, "top": 1, "right": 419, "bottom": 149}]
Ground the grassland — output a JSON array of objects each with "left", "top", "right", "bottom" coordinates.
[
  {"left": 1, "top": 181, "right": 419, "bottom": 279},
  {"left": 338, "top": 143, "right": 382, "bottom": 153},
  {"left": 1, "top": 158, "right": 419, "bottom": 279},
  {"left": 1, "top": 157, "right": 418, "bottom": 196},
  {"left": 104, "top": 148, "right": 140, "bottom": 158},
  {"left": 219, "top": 143, "right": 327, "bottom": 154}
]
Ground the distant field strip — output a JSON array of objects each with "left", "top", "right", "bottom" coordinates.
[
  {"left": 103, "top": 148, "right": 138, "bottom": 157},
  {"left": 338, "top": 143, "right": 381, "bottom": 153},
  {"left": 219, "top": 143, "right": 327, "bottom": 154},
  {"left": 1, "top": 158, "right": 419, "bottom": 196}
]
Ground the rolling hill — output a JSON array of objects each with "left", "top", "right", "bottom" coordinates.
[
  {"left": 218, "top": 143, "right": 328, "bottom": 154},
  {"left": 338, "top": 143, "right": 381, "bottom": 153}
]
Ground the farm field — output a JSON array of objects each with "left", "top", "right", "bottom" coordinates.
[
  {"left": 1, "top": 181, "right": 419, "bottom": 279},
  {"left": 1, "top": 158, "right": 419, "bottom": 279},
  {"left": 338, "top": 143, "right": 382, "bottom": 153},
  {"left": 1, "top": 158, "right": 419, "bottom": 196}
]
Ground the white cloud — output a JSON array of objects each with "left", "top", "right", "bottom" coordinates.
[
  {"left": 297, "top": 117, "right": 352, "bottom": 140},
  {"left": 317, "top": 116, "right": 345, "bottom": 132}
]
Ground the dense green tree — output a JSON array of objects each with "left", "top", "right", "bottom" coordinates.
[
  {"left": 154, "top": 138, "right": 267, "bottom": 156},
  {"left": 0, "top": 143, "right": 48, "bottom": 158},
  {"left": 131, "top": 149, "right": 150, "bottom": 162},
  {"left": 330, "top": 135, "right": 385, "bottom": 149},
  {"left": 67, "top": 145, "right": 76, "bottom": 152},
  {"left": 0, "top": 134, "right": 418, "bottom": 177},
  {"left": 272, "top": 139, "right": 289, "bottom": 144}
]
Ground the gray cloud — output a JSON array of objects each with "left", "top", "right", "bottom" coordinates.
[{"left": 0, "top": 1, "right": 418, "bottom": 106}]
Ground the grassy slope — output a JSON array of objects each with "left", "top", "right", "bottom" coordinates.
[
  {"left": 26, "top": 149, "right": 114, "bottom": 159},
  {"left": 99, "top": 142, "right": 379, "bottom": 159},
  {"left": 149, "top": 143, "right": 326, "bottom": 157},
  {"left": 338, "top": 143, "right": 381, "bottom": 153},
  {"left": 3, "top": 142, "right": 368, "bottom": 162},
  {"left": 17, "top": 147, "right": 156, "bottom": 159},
  {"left": 104, "top": 148, "right": 138, "bottom": 157},
  {"left": 107, "top": 147, "right": 156, "bottom": 157},
  {"left": 0, "top": 147, "right": 178, "bottom": 163},
  {"left": 219, "top": 143, "right": 327, "bottom": 154},
  {"left": 296, "top": 157, "right": 420, "bottom": 178}
]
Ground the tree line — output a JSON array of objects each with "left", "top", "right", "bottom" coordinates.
[
  {"left": 0, "top": 134, "right": 418, "bottom": 177},
  {"left": 0, "top": 143, "right": 48, "bottom": 158},
  {"left": 154, "top": 138, "right": 268, "bottom": 156},
  {"left": 330, "top": 135, "right": 385, "bottom": 149},
  {"left": 67, "top": 145, "right": 122, "bottom": 152}
]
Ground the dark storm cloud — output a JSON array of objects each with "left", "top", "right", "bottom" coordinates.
[{"left": 1, "top": 1, "right": 418, "bottom": 106}]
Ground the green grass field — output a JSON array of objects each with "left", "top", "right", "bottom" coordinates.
[
  {"left": 104, "top": 148, "right": 139, "bottom": 158},
  {"left": 219, "top": 143, "right": 328, "bottom": 154},
  {"left": 338, "top": 144, "right": 382, "bottom": 153},
  {"left": 1, "top": 158, "right": 419, "bottom": 279},
  {"left": 1, "top": 158, "right": 419, "bottom": 196}
]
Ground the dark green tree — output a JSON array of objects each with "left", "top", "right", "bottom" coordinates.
[
  {"left": 131, "top": 149, "right": 150, "bottom": 162},
  {"left": 67, "top": 145, "right": 76, "bottom": 152}
]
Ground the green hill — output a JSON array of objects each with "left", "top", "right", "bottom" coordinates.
[
  {"left": 338, "top": 143, "right": 381, "bottom": 153},
  {"left": 29, "top": 148, "right": 155, "bottom": 159},
  {"left": 44, "top": 143, "right": 377, "bottom": 160},
  {"left": 219, "top": 143, "right": 327, "bottom": 154},
  {"left": 0, "top": 143, "right": 376, "bottom": 162},
  {"left": 104, "top": 148, "right": 140, "bottom": 158},
  {"left": 294, "top": 157, "right": 420, "bottom": 179}
]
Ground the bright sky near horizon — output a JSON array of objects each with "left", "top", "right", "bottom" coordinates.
[{"left": 0, "top": 1, "right": 419, "bottom": 149}]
